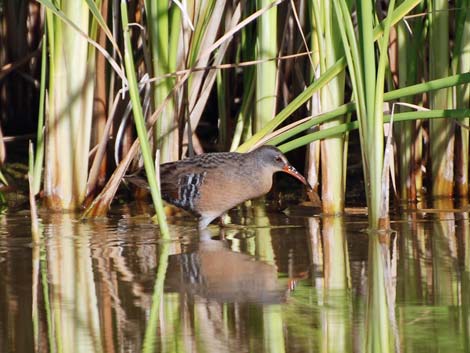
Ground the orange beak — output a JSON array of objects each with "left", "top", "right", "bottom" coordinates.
[{"left": 282, "top": 164, "right": 313, "bottom": 191}]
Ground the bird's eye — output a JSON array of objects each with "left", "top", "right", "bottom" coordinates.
[{"left": 275, "top": 155, "right": 282, "bottom": 162}]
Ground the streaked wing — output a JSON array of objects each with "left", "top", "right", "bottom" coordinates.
[{"left": 160, "top": 162, "right": 207, "bottom": 213}]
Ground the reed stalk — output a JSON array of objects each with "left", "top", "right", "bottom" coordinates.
[
  {"left": 254, "top": 0, "right": 278, "bottom": 132},
  {"left": 332, "top": 0, "right": 381, "bottom": 226},
  {"left": 184, "top": 1, "right": 232, "bottom": 154},
  {"left": 217, "top": 2, "right": 241, "bottom": 151},
  {"left": 230, "top": 79, "right": 255, "bottom": 150},
  {"left": 453, "top": 0, "right": 470, "bottom": 197},
  {"left": 145, "top": 0, "right": 179, "bottom": 163},
  {"left": 33, "top": 33, "right": 47, "bottom": 196},
  {"left": 230, "top": 3, "right": 256, "bottom": 151},
  {"left": 43, "top": 0, "right": 95, "bottom": 210},
  {"left": 466, "top": 218, "right": 470, "bottom": 273},
  {"left": 429, "top": 0, "right": 454, "bottom": 197},
  {"left": 310, "top": 0, "right": 346, "bottom": 214},
  {"left": 217, "top": 66, "right": 229, "bottom": 150},
  {"left": 28, "top": 142, "right": 40, "bottom": 242},
  {"left": 394, "top": 1, "right": 425, "bottom": 201},
  {"left": 374, "top": 0, "right": 396, "bottom": 222},
  {"left": 306, "top": 0, "right": 321, "bottom": 196},
  {"left": 88, "top": 0, "right": 109, "bottom": 197}
]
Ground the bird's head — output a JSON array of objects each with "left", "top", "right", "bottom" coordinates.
[{"left": 252, "top": 146, "right": 312, "bottom": 191}]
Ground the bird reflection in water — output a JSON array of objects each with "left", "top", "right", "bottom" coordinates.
[{"left": 165, "top": 229, "right": 286, "bottom": 304}]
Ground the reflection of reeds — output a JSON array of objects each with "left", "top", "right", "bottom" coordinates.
[
  {"left": 142, "top": 242, "right": 169, "bottom": 353},
  {"left": 32, "top": 241, "right": 40, "bottom": 352},
  {"left": 41, "top": 215, "right": 103, "bottom": 352},
  {"left": 462, "top": 217, "right": 470, "bottom": 352},
  {"left": 322, "top": 216, "right": 350, "bottom": 290},
  {"left": 366, "top": 234, "right": 394, "bottom": 353},
  {"left": 307, "top": 217, "right": 323, "bottom": 288},
  {"left": 431, "top": 199, "right": 458, "bottom": 305},
  {"left": 321, "top": 217, "right": 352, "bottom": 352},
  {"left": 10, "top": 203, "right": 470, "bottom": 352}
]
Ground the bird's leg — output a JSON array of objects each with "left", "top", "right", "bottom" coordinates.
[
  {"left": 217, "top": 213, "right": 232, "bottom": 228},
  {"left": 197, "top": 212, "right": 219, "bottom": 231},
  {"left": 217, "top": 215, "right": 226, "bottom": 227},
  {"left": 198, "top": 228, "right": 213, "bottom": 241},
  {"left": 218, "top": 227, "right": 227, "bottom": 241}
]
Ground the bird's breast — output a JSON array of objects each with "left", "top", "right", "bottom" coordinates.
[{"left": 194, "top": 167, "right": 273, "bottom": 215}]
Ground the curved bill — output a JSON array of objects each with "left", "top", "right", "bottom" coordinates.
[{"left": 282, "top": 164, "right": 313, "bottom": 191}]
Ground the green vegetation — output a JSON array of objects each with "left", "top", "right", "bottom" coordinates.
[
  {"left": 0, "top": 1, "right": 469, "bottom": 231},
  {"left": 1, "top": 3, "right": 470, "bottom": 353}
]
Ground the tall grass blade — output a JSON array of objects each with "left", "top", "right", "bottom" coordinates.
[
  {"left": 121, "top": 0, "right": 169, "bottom": 238},
  {"left": 268, "top": 70, "right": 470, "bottom": 151},
  {"left": 279, "top": 108, "right": 470, "bottom": 153},
  {"left": 238, "top": 57, "right": 346, "bottom": 152}
]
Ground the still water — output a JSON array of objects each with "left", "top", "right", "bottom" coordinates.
[{"left": 0, "top": 202, "right": 468, "bottom": 353}]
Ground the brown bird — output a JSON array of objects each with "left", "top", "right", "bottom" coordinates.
[{"left": 134, "top": 145, "right": 311, "bottom": 230}]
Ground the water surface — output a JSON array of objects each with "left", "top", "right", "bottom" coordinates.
[{"left": 0, "top": 203, "right": 468, "bottom": 353}]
